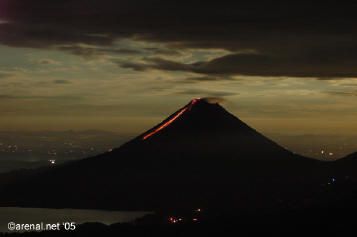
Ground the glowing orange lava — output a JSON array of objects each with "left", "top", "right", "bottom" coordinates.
[
  {"left": 189, "top": 98, "right": 200, "bottom": 109},
  {"left": 143, "top": 107, "right": 188, "bottom": 140},
  {"left": 142, "top": 99, "right": 200, "bottom": 140}
]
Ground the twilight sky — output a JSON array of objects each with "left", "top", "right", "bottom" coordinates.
[{"left": 1, "top": 0, "right": 357, "bottom": 138}]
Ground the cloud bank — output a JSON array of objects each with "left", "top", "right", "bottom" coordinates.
[{"left": 1, "top": 1, "right": 357, "bottom": 78}]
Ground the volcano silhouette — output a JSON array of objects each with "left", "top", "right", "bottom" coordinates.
[
  {"left": 120, "top": 98, "right": 296, "bottom": 161},
  {"left": 0, "top": 99, "right": 325, "bottom": 211}
]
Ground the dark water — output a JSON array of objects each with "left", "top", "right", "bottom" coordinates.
[{"left": 0, "top": 207, "right": 150, "bottom": 233}]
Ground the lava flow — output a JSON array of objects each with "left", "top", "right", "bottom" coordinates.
[{"left": 142, "top": 99, "right": 200, "bottom": 140}]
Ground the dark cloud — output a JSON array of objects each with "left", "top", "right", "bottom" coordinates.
[
  {"left": 325, "top": 91, "right": 357, "bottom": 97},
  {"left": 0, "top": 72, "right": 11, "bottom": 78},
  {"left": 53, "top": 79, "right": 71, "bottom": 84},
  {"left": 176, "top": 89, "right": 237, "bottom": 97},
  {"left": 186, "top": 76, "right": 230, "bottom": 81},
  {"left": 143, "top": 47, "right": 180, "bottom": 55},
  {"left": 57, "top": 45, "right": 141, "bottom": 58},
  {"left": 1, "top": 1, "right": 357, "bottom": 78},
  {"left": 37, "top": 59, "right": 59, "bottom": 65},
  {"left": 202, "top": 97, "right": 227, "bottom": 104},
  {"left": 0, "top": 94, "right": 80, "bottom": 100},
  {"left": 121, "top": 51, "right": 357, "bottom": 78},
  {"left": 55, "top": 45, "right": 97, "bottom": 57},
  {"left": 121, "top": 58, "right": 192, "bottom": 72}
]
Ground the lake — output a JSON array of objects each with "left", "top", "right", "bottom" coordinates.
[{"left": 0, "top": 207, "right": 150, "bottom": 233}]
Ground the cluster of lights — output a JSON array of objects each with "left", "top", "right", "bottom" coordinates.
[
  {"left": 48, "top": 159, "right": 56, "bottom": 165},
  {"left": 320, "top": 150, "right": 334, "bottom": 158},
  {"left": 168, "top": 208, "right": 202, "bottom": 224},
  {"left": 168, "top": 216, "right": 200, "bottom": 224},
  {"left": 327, "top": 177, "right": 336, "bottom": 185},
  {"left": 168, "top": 217, "right": 182, "bottom": 224}
]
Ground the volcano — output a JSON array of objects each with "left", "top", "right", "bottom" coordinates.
[
  {"left": 0, "top": 99, "right": 323, "bottom": 211},
  {"left": 120, "top": 98, "right": 297, "bottom": 161}
]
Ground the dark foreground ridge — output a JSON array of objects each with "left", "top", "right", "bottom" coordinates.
[
  {"left": 0, "top": 98, "right": 356, "bottom": 214},
  {"left": 1, "top": 210, "right": 357, "bottom": 237}
]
